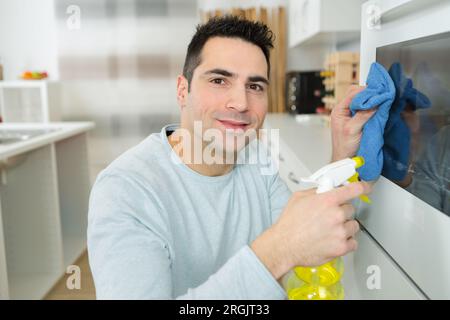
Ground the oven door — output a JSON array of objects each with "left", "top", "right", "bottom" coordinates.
[{"left": 359, "top": 0, "right": 450, "bottom": 299}]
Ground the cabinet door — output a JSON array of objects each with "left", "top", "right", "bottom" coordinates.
[{"left": 288, "top": 0, "right": 321, "bottom": 47}]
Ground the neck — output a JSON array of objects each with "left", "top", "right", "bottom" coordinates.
[{"left": 167, "top": 127, "right": 236, "bottom": 177}]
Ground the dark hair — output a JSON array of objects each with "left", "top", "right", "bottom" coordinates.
[{"left": 182, "top": 15, "right": 274, "bottom": 91}]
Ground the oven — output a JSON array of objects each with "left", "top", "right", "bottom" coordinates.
[{"left": 358, "top": 0, "right": 450, "bottom": 299}]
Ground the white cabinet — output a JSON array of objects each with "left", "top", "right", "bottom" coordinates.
[
  {"left": 0, "top": 144, "right": 63, "bottom": 300},
  {"left": 288, "top": 0, "right": 321, "bottom": 47},
  {"left": 288, "top": 0, "right": 362, "bottom": 47},
  {"left": 0, "top": 123, "right": 93, "bottom": 299},
  {"left": 55, "top": 134, "right": 91, "bottom": 268}
]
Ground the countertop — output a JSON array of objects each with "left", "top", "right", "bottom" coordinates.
[
  {"left": 264, "top": 113, "right": 332, "bottom": 173},
  {"left": 0, "top": 122, "right": 95, "bottom": 159}
]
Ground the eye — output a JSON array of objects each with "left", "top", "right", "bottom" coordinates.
[
  {"left": 211, "top": 78, "right": 226, "bottom": 85},
  {"left": 248, "top": 83, "right": 264, "bottom": 92}
]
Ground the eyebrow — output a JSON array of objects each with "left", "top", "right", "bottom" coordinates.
[{"left": 203, "top": 68, "right": 269, "bottom": 85}]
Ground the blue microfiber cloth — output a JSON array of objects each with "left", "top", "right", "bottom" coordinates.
[
  {"left": 382, "top": 62, "right": 431, "bottom": 180},
  {"left": 349, "top": 62, "right": 396, "bottom": 181}
]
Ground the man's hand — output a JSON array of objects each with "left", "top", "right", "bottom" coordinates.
[
  {"left": 330, "top": 85, "right": 377, "bottom": 162},
  {"left": 251, "top": 181, "right": 372, "bottom": 280}
]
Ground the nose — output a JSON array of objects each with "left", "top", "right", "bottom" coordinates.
[{"left": 226, "top": 86, "right": 248, "bottom": 112}]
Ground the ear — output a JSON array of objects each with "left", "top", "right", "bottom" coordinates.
[{"left": 176, "top": 75, "right": 189, "bottom": 109}]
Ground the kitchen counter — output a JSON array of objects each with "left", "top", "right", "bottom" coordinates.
[
  {"left": 0, "top": 122, "right": 95, "bottom": 159},
  {"left": 264, "top": 113, "right": 332, "bottom": 173}
]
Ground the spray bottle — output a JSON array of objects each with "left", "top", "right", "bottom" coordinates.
[{"left": 287, "top": 156, "right": 369, "bottom": 300}]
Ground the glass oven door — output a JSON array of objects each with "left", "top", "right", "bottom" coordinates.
[{"left": 359, "top": 0, "right": 450, "bottom": 299}]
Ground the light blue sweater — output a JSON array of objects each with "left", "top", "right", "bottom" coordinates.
[{"left": 87, "top": 124, "right": 292, "bottom": 299}]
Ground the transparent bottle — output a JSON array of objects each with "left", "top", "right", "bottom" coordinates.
[
  {"left": 286, "top": 156, "right": 368, "bottom": 300},
  {"left": 287, "top": 257, "right": 344, "bottom": 300}
]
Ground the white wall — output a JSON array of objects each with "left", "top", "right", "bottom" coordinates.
[
  {"left": 197, "top": 0, "right": 287, "bottom": 11},
  {"left": 0, "top": 0, "right": 59, "bottom": 80}
]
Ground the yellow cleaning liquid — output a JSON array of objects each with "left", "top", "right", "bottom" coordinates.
[
  {"left": 287, "top": 258, "right": 344, "bottom": 300},
  {"left": 287, "top": 156, "right": 367, "bottom": 300}
]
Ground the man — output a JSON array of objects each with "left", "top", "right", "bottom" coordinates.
[{"left": 88, "top": 16, "right": 375, "bottom": 299}]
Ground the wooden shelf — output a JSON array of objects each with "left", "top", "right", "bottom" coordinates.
[{"left": 321, "top": 52, "right": 360, "bottom": 111}]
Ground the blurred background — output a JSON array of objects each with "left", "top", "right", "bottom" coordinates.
[{"left": 1, "top": 0, "right": 199, "bottom": 183}]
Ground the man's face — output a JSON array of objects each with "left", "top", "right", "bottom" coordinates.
[{"left": 177, "top": 37, "right": 269, "bottom": 155}]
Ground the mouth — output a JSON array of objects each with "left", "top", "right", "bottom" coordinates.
[{"left": 216, "top": 119, "right": 250, "bottom": 131}]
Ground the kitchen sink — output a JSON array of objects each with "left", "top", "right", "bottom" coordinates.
[{"left": 0, "top": 128, "right": 61, "bottom": 145}]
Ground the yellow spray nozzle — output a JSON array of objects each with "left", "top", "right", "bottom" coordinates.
[
  {"left": 349, "top": 156, "right": 371, "bottom": 204},
  {"left": 360, "top": 195, "right": 372, "bottom": 204},
  {"left": 347, "top": 172, "right": 359, "bottom": 183},
  {"left": 352, "top": 156, "right": 365, "bottom": 169}
]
